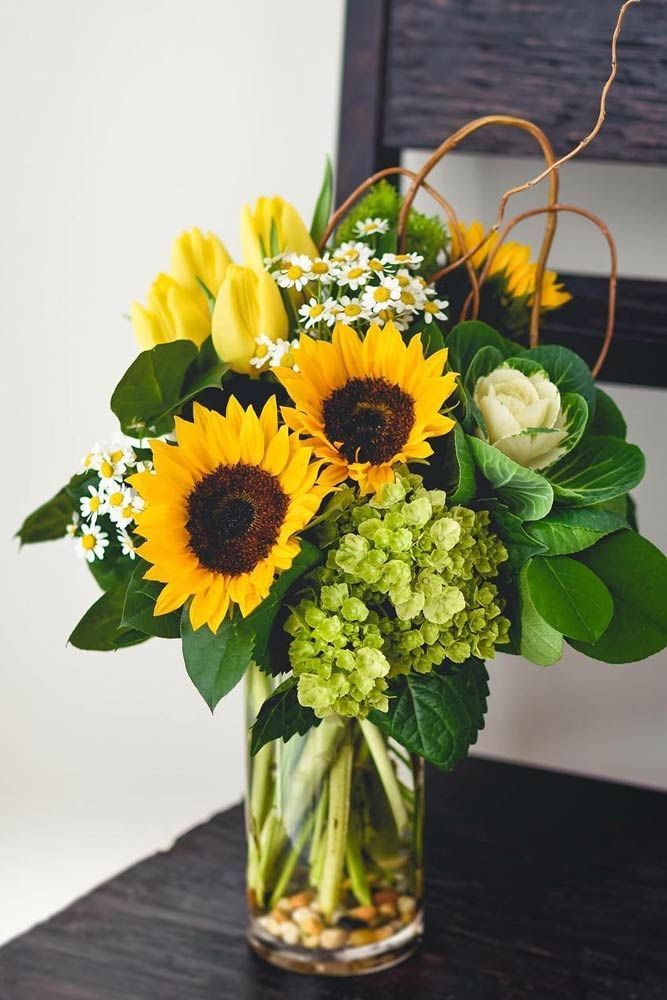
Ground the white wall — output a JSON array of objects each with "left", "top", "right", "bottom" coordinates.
[
  {"left": 0, "top": 0, "right": 345, "bottom": 947},
  {"left": 1, "top": 0, "right": 664, "bottom": 950}
]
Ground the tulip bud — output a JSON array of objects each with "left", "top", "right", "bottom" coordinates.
[
  {"left": 212, "top": 263, "right": 288, "bottom": 375},
  {"left": 241, "top": 196, "right": 318, "bottom": 271},
  {"left": 170, "top": 227, "right": 231, "bottom": 298},
  {"left": 130, "top": 273, "right": 210, "bottom": 351}
]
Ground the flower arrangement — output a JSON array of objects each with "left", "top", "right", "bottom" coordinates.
[{"left": 17, "top": 0, "right": 667, "bottom": 975}]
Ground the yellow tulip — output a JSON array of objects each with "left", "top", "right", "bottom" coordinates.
[
  {"left": 170, "top": 227, "right": 231, "bottom": 298},
  {"left": 241, "top": 195, "right": 318, "bottom": 271},
  {"left": 130, "top": 273, "right": 210, "bottom": 351},
  {"left": 212, "top": 263, "right": 288, "bottom": 375}
]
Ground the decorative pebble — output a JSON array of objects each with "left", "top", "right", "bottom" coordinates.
[
  {"left": 320, "top": 928, "right": 348, "bottom": 950},
  {"left": 378, "top": 902, "right": 398, "bottom": 919},
  {"left": 302, "top": 934, "right": 320, "bottom": 949},
  {"left": 302, "top": 914, "right": 324, "bottom": 937},
  {"left": 257, "top": 915, "right": 282, "bottom": 937},
  {"left": 291, "top": 906, "right": 315, "bottom": 927},
  {"left": 269, "top": 908, "right": 288, "bottom": 924},
  {"left": 348, "top": 905, "right": 377, "bottom": 924},
  {"left": 286, "top": 891, "right": 314, "bottom": 910},
  {"left": 397, "top": 895, "right": 417, "bottom": 917},
  {"left": 279, "top": 921, "right": 300, "bottom": 946},
  {"left": 373, "top": 889, "right": 398, "bottom": 906},
  {"left": 348, "top": 929, "right": 376, "bottom": 947},
  {"left": 374, "top": 925, "right": 395, "bottom": 942}
]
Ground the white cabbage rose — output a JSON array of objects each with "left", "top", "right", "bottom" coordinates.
[{"left": 473, "top": 364, "right": 568, "bottom": 469}]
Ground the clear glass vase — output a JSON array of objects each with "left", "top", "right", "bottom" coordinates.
[{"left": 245, "top": 666, "right": 424, "bottom": 976}]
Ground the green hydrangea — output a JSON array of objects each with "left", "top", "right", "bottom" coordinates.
[
  {"left": 287, "top": 470, "right": 510, "bottom": 719},
  {"left": 334, "top": 180, "right": 449, "bottom": 276}
]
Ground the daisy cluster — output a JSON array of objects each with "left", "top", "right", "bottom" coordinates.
[
  {"left": 249, "top": 219, "right": 448, "bottom": 371},
  {"left": 67, "top": 442, "right": 151, "bottom": 563}
]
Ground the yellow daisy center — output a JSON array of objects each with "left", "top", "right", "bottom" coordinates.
[
  {"left": 110, "top": 449, "right": 124, "bottom": 463},
  {"left": 89, "top": 496, "right": 100, "bottom": 512},
  {"left": 369, "top": 258, "right": 383, "bottom": 272},
  {"left": 373, "top": 287, "right": 391, "bottom": 303},
  {"left": 311, "top": 261, "right": 329, "bottom": 275},
  {"left": 322, "top": 377, "right": 415, "bottom": 464},
  {"left": 185, "top": 463, "right": 288, "bottom": 576},
  {"left": 308, "top": 303, "right": 325, "bottom": 319},
  {"left": 99, "top": 460, "right": 114, "bottom": 478},
  {"left": 343, "top": 303, "right": 362, "bottom": 317},
  {"left": 286, "top": 265, "right": 304, "bottom": 281},
  {"left": 108, "top": 491, "right": 123, "bottom": 506},
  {"left": 82, "top": 534, "right": 96, "bottom": 551},
  {"left": 347, "top": 267, "right": 364, "bottom": 280}
]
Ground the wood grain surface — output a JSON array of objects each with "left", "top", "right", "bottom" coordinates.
[{"left": 2, "top": 757, "right": 666, "bottom": 999}]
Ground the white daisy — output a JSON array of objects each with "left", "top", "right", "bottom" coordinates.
[
  {"left": 309, "top": 256, "right": 334, "bottom": 283},
  {"left": 80, "top": 443, "right": 103, "bottom": 474},
  {"left": 135, "top": 459, "right": 154, "bottom": 474},
  {"left": 320, "top": 296, "right": 344, "bottom": 327},
  {"left": 333, "top": 262, "right": 370, "bottom": 291},
  {"left": 422, "top": 296, "right": 449, "bottom": 324},
  {"left": 361, "top": 275, "right": 402, "bottom": 315},
  {"left": 76, "top": 523, "right": 109, "bottom": 563},
  {"left": 65, "top": 512, "right": 79, "bottom": 538},
  {"left": 117, "top": 528, "right": 138, "bottom": 560},
  {"left": 337, "top": 296, "right": 367, "bottom": 323},
  {"left": 110, "top": 487, "right": 144, "bottom": 528},
  {"left": 298, "top": 298, "right": 328, "bottom": 330},
  {"left": 80, "top": 485, "right": 104, "bottom": 522},
  {"left": 101, "top": 483, "right": 128, "bottom": 521},
  {"left": 275, "top": 253, "right": 313, "bottom": 292},
  {"left": 382, "top": 251, "right": 424, "bottom": 270},
  {"left": 249, "top": 333, "right": 274, "bottom": 371},
  {"left": 332, "top": 241, "right": 372, "bottom": 265},
  {"left": 354, "top": 217, "right": 390, "bottom": 237}
]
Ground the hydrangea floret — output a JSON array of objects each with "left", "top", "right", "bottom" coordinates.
[{"left": 286, "top": 469, "right": 511, "bottom": 719}]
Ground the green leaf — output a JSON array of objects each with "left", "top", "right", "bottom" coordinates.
[
  {"left": 245, "top": 540, "right": 322, "bottom": 673},
  {"left": 558, "top": 392, "right": 589, "bottom": 458},
  {"left": 86, "top": 543, "right": 136, "bottom": 593},
  {"left": 446, "top": 320, "right": 518, "bottom": 374},
  {"left": 527, "top": 345, "right": 596, "bottom": 415},
  {"left": 121, "top": 562, "right": 181, "bottom": 638},
  {"left": 17, "top": 487, "right": 73, "bottom": 544},
  {"left": 368, "top": 660, "right": 490, "bottom": 771},
  {"left": 448, "top": 423, "right": 477, "bottom": 504},
  {"left": 503, "top": 356, "right": 550, "bottom": 378},
  {"left": 587, "top": 387, "right": 627, "bottom": 439},
  {"left": 547, "top": 436, "right": 645, "bottom": 507},
  {"left": 310, "top": 156, "right": 334, "bottom": 244},
  {"left": 570, "top": 531, "right": 667, "bottom": 663},
  {"left": 518, "top": 562, "right": 563, "bottom": 665},
  {"left": 421, "top": 319, "right": 445, "bottom": 356},
  {"left": 490, "top": 504, "right": 547, "bottom": 570},
  {"left": 110, "top": 338, "right": 226, "bottom": 438},
  {"left": 526, "top": 507, "right": 627, "bottom": 555},
  {"left": 526, "top": 555, "right": 613, "bottom": 643},
  {"left": 69, "top": 588, "right": 148, "bottom": 651},
  {"left": 250, "top": 677, "right": 321, "bottom": 755},
  {"left": 463, "top": 345, "right": 505, "bottom": 395},
  {"left": 181, "top": 610, "right": 255, "bottom": 711},
  {"left": 467, "top": 435, "right": 553, "bottom": 520}
]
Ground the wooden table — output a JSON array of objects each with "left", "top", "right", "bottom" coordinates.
[{"left": 1, "top": 757, "right": 666, "bottom": 999}]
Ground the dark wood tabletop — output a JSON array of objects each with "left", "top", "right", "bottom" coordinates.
[{"left": 1, "top": 757, "right": 666, "bottom": 999}]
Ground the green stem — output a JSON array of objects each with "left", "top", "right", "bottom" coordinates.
[
  {"left": 345, "top": 814, "right": 372, "bottom": 907},
  {"left": 268, "top": 810, "right": 316, "bottom": 911},
  {"left": 281, "top": 717, "right": 345, "bottom": 836},
  {"left": 319, "top": 733, "right": 353, "bottom": 921},
  {"left": 359, "top": 720, "right": 409, "bottom": 836}
]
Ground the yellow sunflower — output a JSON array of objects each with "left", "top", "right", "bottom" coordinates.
[
  {"left": 276, "top": 321, "right": 457, "bottom": 494},
  {"left": 129, "top": 397, "right": 324, "bottom": 631},
  {"left": 451, "top": 220, "right": 571, "bottom": 310}
]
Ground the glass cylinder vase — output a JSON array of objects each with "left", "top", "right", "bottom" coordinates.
[{"left": 245, "top": 666, "right": 424, "bottom": 976}]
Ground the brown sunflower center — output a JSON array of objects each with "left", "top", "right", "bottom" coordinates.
[
  {"left": 322, "top": 377, "right": 415, "bottom": 464},
  {"left": 185, "top": 463, "right": 288, "bottom": 576}
]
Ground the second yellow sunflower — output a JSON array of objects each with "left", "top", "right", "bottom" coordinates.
[{"left": 276, "top": 321, "right": 457, "bottom": 494}]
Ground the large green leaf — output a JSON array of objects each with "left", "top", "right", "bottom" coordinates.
[
  {"left": 250, "top": 678, "right": 321, "bottom": 755},
  {"left": 121, "top": 563, "right": 181, "bottom": 638},
  {"left": 17, "top": 487, "right": 73, "bottom": 544},
  {"left": 526, "top": 507, "right": 627, "bottom": 555},
  {"left": 467, "top": 435, "right": 553, "bottom": 521},
  {"left": 527, "top": 345, "right": 596, "bottom": 415},
  {"left": 69, "top": 588, "right": 148, "bottom": 651},
  {"left": 570, "top": 531, "right": 667, "bottom": 663},
  {"left": 463, "top": 345, "right": 505, "bottom": 395},
  {"left": 447, "top": 423, "right": 477, "bottom": 504},
  {"left": 547, "top": 436, "right": 645, "bottom": 507},
  {"left": 588, "top": 387, "right": 627, "bottom": 439},
  {"left": 446, "top": 320, "right": 518, "bottom": 374},
  {"left": 310, "top": 156, "right": 334, "bottom": 244},
  {"left": 111, "top": 338, "right": 226, "bottom": 438},
  {"left": 558, "top": 392, "right": 589, "bottom": 458},
  {"left": 526, "top": 555, "right": 613, "bottom": 644},
  {"left": 490, "top": 504, "right": 547, "bottom": 571},
  {"left": 86, "top": 543, "right": 136, "bottom": 593},
  {"left": 518, "top": 562, "right": 563, "bottom": 665},
  {"left": 181, "top": 610, "right": 255, "bottom": 711},
  {"left": 245, "top": 540, "right": 322, "bottom": 673},
  {"left": 368, "top": 660, "right": 490, "bottom": 771}
]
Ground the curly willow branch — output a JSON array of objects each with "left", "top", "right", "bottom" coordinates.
[
  {"left": 318, "top": 165, "right": 481, "bottom": 318},
  {"left": 395, "top": 116, "right": 559, "bottom": 348},
  {"left": 461, "top": 204, "right": 618, "bottom": 378}
]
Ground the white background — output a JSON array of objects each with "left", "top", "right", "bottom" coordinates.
[{"left": 1, "top": 0, "right": 665, "bottom": 947}]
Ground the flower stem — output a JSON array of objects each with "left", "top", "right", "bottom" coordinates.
[
  {"left": 359, "top": 720, "right": 409, "bottom": 836},
  {"left": 319, "top": 732, "right": 353, "bottom": 921},
  {"left": 268, "top": 809, "right": 316, "bottom": 911},
  {"left": 345, "top": 813, "right": 372, "bottom": 907}
]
